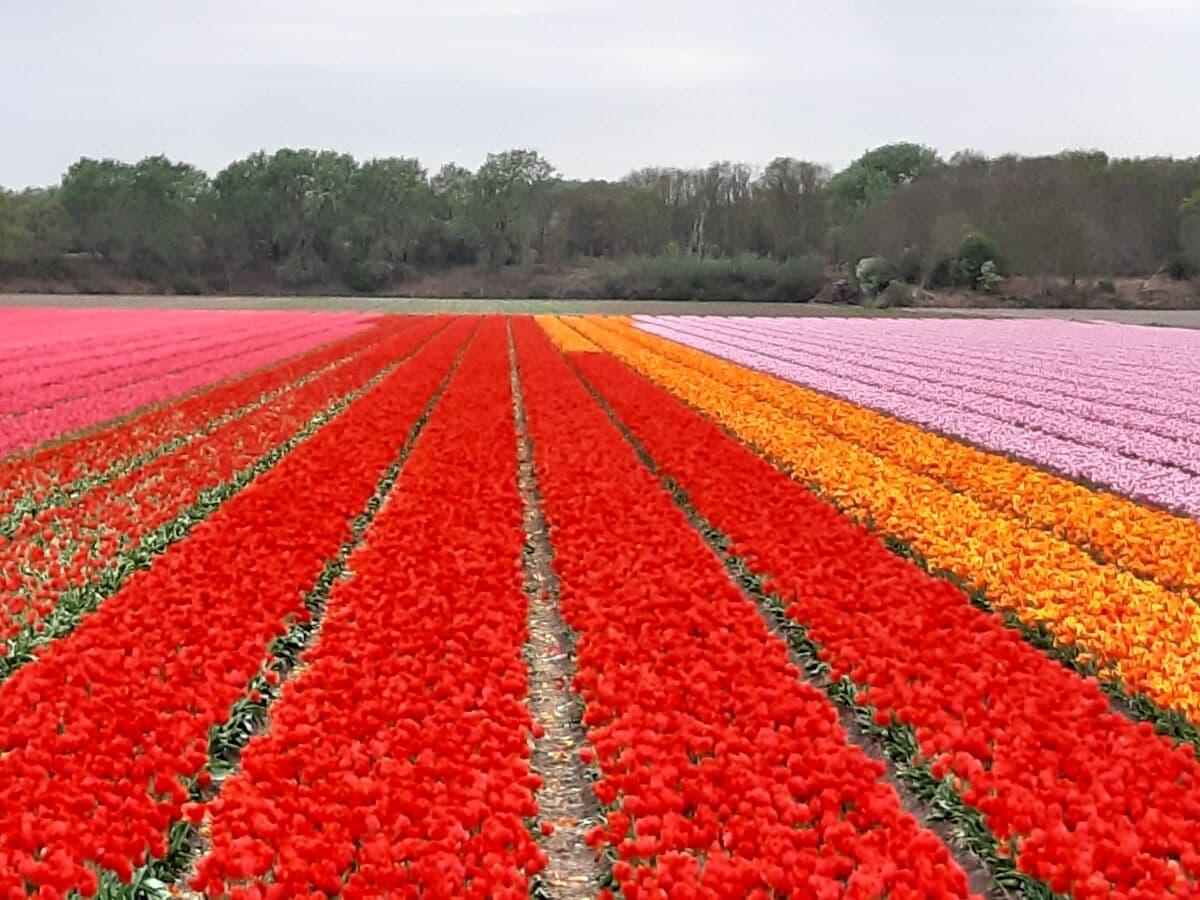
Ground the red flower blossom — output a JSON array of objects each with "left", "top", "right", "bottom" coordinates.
[
  {"left": 192, "top": 321, "right": 542, "bottom": 897},
  {"left": 570, "top": 344, "right": 1200, "bottom": 897},
  {"left": 509, "top": 320, "right": 975, "bottom": 898},
  {"left": 0, "top": 319, "right": 474, "bottom": 896}
]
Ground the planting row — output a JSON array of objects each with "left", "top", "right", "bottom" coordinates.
[
  {"left": 190, "top": 320, "right": 543, "bottom": 898},
  {"left": 0, "top": 319, "right": 475, "bottom": 895},
  {"left": 0, "top": 318, "right": 396, "bottom": 512},
  {"left": 570, "top": 316, "right": 1200, "bottom": 725},
  {"left": 0, "top": 318, "right": 446, "bottom": 667},
  {"left": 709, "top": 317, "right": 1200, "bottom": 426},
  {"left": 632, "top": 317, "right": 1200, "bottom": 597},
  {"left": 549, "top": 319, "right": 1200, "bottom": 898},
  {"left": 514, "top": 319, "right": 975, "bottom": 898},
  {"left": 711, "top": 318, "right": 1200, "bottom": 447},
  {"left": 0, "top": 307, "right": 375, "bottom": 455},
  {"left": 636, "top": 316, "right": 1200, "bottom": 516},
  {"left": 684, "top": 316, "right": 1200, "bottom": 420}
]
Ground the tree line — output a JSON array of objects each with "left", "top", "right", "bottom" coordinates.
[{"left": 1, "top": 143, "right": 1198, "bottom": 299}]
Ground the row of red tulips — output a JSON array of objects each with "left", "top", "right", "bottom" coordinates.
[
  {"left": 0, "top": 318, "right": 397, "bottom": 517},
  {"left": 569, "top": 347, "right": 1200, "bottom": 899},
  {"left": 0, "top": 318, "right": 447, "bottom": 672},
  {"left": 511, "top": 319, "right": 976, "bottom": 899},
  {"left": 190, "top": 320, "right": 544, "bottom": 899},
  {"left": 0, "top": 320, "right": 475, "bottom": 897}
]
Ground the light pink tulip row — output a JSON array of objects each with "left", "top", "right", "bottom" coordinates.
[
  {"left": 0, "top": 308, "right": 377, "bottom": 457},
  {"left": 727, "top": 317, "right": 1200, "bottom": 424},
  {"left": 634, "top": 315, "right": 1200, "bottom": 518}
]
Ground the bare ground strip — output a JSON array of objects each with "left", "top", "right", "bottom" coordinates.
[{"left": 507, "top": 321, "right": 609, "bottom": 899}]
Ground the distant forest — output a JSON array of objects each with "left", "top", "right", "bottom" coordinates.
[{"left": 2, "top": 144, "right": 1199, "bottom": 302}]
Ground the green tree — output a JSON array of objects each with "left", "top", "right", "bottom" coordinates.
[
  {"left": 337, "top": 157, "right": 430, "bottom": 289},
  {"left": 209, "top": 149, "right": 355, "bottom": 287},
  {"left": 977, "top": 259, "right": 1002, "bottom": 293},
  {"left": 0, "top": 190, "right": 69, "bottom": 271},
  {"left": 754, "top": 157, "right": 829, "bottom": 258},
  {"left": 421, "top": 163, "right": 478, "bottom": 267},
  {"left": 957, "top": 232, "right": 1001, "bottom": 287},
  {"left": 830, "top": 143, "right": 942, "bottom": 216},
  {"left": 855, "top": 256, "right": 895, "bottom": 297},
  {"left": 58, "top": 156, "right": 207, "bottom": 280},
  {"left": 469, "top": 149, "right": 556, "bottom": 267},
  {"left": 58, "top": 158, "right": 133, "bottom": 260}
]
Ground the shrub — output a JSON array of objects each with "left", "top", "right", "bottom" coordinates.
[
  {"left": 340, "top": 257, "right": 391, "bottom": 293},
  {"left": 773, "top": 254, "right": 825, "bottom": 301},
  {"left": 976, "top": 260, "right": 1002, "bottom": 294},
  {"left": 957, "top": 232, "right": 1001, "bottom": 287},
  {"left": 613, "top": 252, "right": 826, "bottom": 301},
  {"left": 276, "top": 253, "right": 326, "bottom": 288},
  {"left": 926, "top": 257, "right": 955, "bottom": 289},
  {"left": 855, "top": 256, "right": 895, "bottom": 297},
  {"left": 170, "top": 273, "right": 204, "bottom": 295}
]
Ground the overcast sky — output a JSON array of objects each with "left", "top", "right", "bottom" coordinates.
[{"left": 2, "top": 0, "right": 1198, "bottom": 188}]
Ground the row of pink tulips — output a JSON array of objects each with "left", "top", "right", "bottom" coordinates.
[
  {"left": 636, "top": 316, "right": 1200, "bottom": 517},
  {"left": 1, "top": 311, "right": 374, "bottom": 456}
]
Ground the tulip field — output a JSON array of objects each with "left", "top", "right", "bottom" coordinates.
[{"left": 2, "top": 307, "right": 1200, "bottom": 899}]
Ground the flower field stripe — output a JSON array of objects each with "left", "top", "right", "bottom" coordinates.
[
  {"left": 0, "top": 316, "right": 327, "bottom": 419},
  {"left": 511, "top": 318, "right": 976, "bottom": 898},
  {"left": 0, "top": 319, "right": 442, "bottom": 646},
  {"left": 732, "top": 316, "right": 1200, "bottom": 410},
  {"left": 558, "top": 350, "right": 1007, "bottom": 899},
  {"left": 13, "top": 320, "right": 237, "bottom": 382},
  {"left": 0, "top": 319, "right": 404, "bottom": 538},
  {"left": 0, "top": 308, "right": 332, "bottom": 360},
  {"left": 0, "top": 310, "right": 371, "bottom": 411},
  {"left": 0, "top": 308, "right": 288, "bottom": 374},
  {"left": 0, "top": 317, "right": 454, "bottom": 685},
  {"left": 189, "top": 319, "right": 547, "bottom": 898},
  {"left": 94, "top": 323, "right": 476, "bottom": 900},
  {"left": 636, "top": 316, "right": 1200, "bottom": 515},
  {"left": 645, "top": 316, "right": 1200, "bottom": 477},
  {"left": 0, "top": 318, "right": 398, "bottom": 522},
  {"left": 567, "top": 316, "right": 1200, "bottom": 727},
  {"left": 0, "top": 312, "right": 372, "bottom": 456},
  {"left": 0, "top": 316, "right": 314, "bottom": 409},
  {"left": 611, "top": 315, "right": 1200, "bottom": 601},
  {"left": 707, "top": 317, "right": 1200, "bottom": 448},
  {"left": 709, "top": 316, "right": 1200, "bottom": 429},
  {"left": 6, "top": 311, "right": 372, "bottom": 385},
  {"left": 535, "top": 314, "right": 601, "bottom": 353},
  {"left": 563, "top": 339, "right": 1200, "bottom": 898},
  {"left": 0, "top": 318, "right": 475, "bottom": 896}
]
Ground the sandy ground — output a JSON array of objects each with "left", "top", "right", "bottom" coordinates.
[{"left": 3, "top": 294, "right": 1200, "bottom": 327}]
